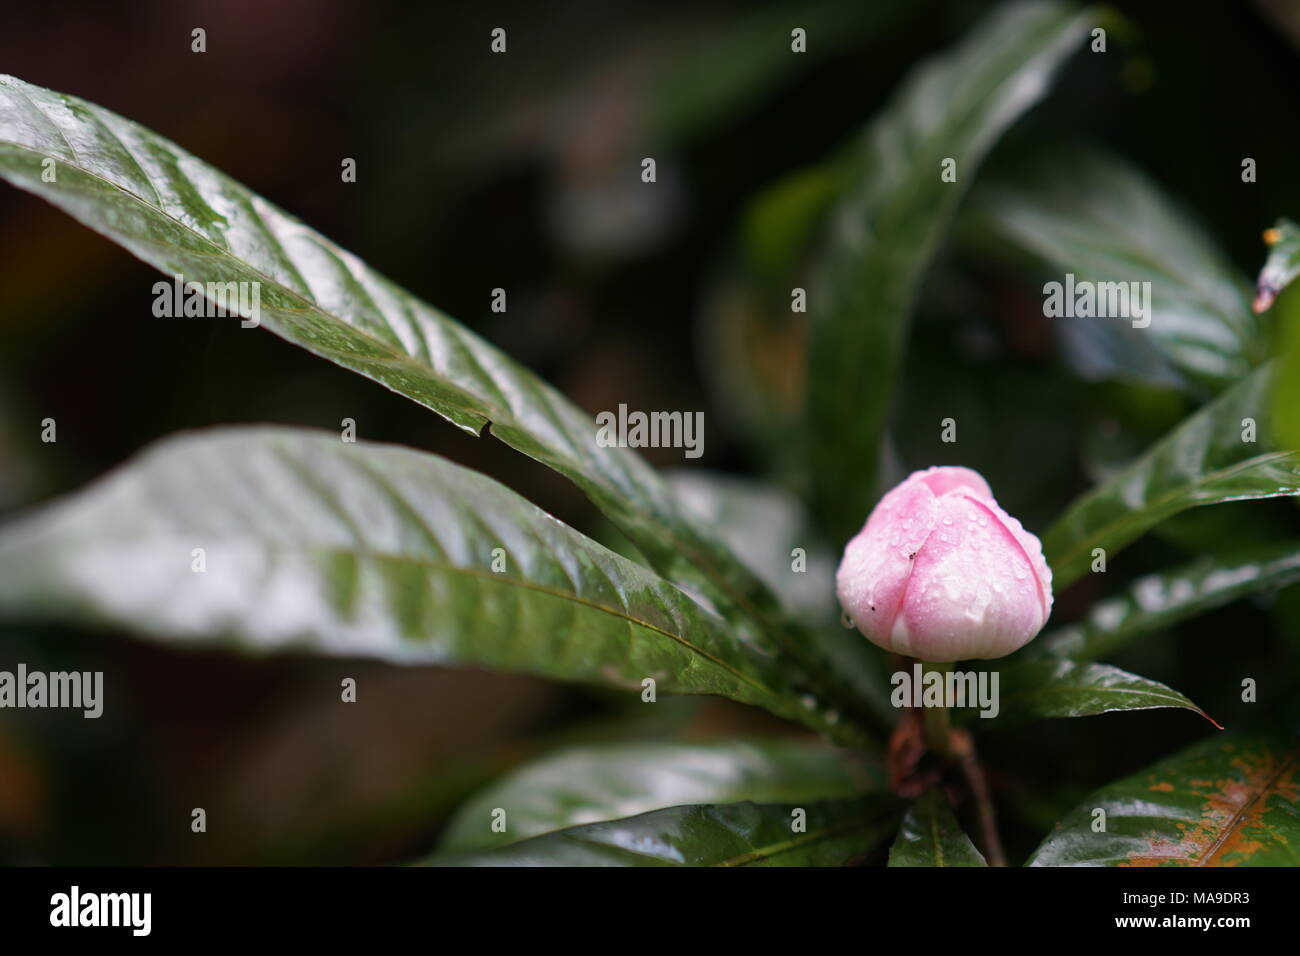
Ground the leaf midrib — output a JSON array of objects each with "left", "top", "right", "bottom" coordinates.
[
  {"left": 1197, "top": 749, "right": 1300, "bottom": 866},
  {"left": 1002, "top": 684, "right": 1191, "bottom": 705},
  {"left": 927, "top": 805, "right": 946, "bottom": 867},
  {"left": 715, "top": 812, "right": 888, "bottom": 867},
  {"left": 126, "top": 534, "right": 782, "bottom": 700}
]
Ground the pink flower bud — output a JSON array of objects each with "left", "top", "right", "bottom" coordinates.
[{"left": 835, "top": 466, "right": 1053, "bottom": 662}]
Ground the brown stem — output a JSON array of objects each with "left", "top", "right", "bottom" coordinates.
[{"left": 950, "top": 728, "right": 1006, "bottom": 867}]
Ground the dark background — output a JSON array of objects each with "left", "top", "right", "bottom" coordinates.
[{"left": 1, "top": 0, "right": 1298, "bottom": 864}]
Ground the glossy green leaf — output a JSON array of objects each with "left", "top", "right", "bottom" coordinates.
[
  {"left": 0, "top": 427, "right": 846, "bottom": 737},
  {"left": 1037, "top": 541, "right": 1300, "bottom": 662},
  {"left": 439, "top": 739, "right": 881, "bottom": 853},
  {"left": 993, "top": 658, "right": 1215, "bottom": 725},
  {"left": 1044, "top": 365, "right": 1300, "bottom": 589},
  {"left": 888, "top": 790, "right": 987, "bottom": 867},
  {"left": 427, "top": 797, "right": 900, "bottom": 866},
  {"left": 970, "top": 145, "right": 1260, "bottom": 392},
  {"left": 0, "top": 73, "right": 888, "bottom": 743},
  {"left": 807, "top": 1, "right": 1091, "bottom": 540},
  {"left": 1252, "top": 217, "right": 1300, "bottom": 313},
  {"left": 0, "top": 73, "right": 807, "bottom": 692},
  {"left": 1027, "top": 733, "right": 1300, "bottom": 865}
]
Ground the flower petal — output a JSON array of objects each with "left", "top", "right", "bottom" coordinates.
[
  {"left": 835, "top": 475, "right": 939, "bottom": 647},
  {"left": 892, "top": 492, "right": 1047, "bottom": 660}
]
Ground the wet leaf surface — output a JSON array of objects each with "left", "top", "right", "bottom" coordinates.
[
  {"left": 439, "top": 738, "right": 880, "bottom": 852},
  {"left": 427, "top": 796, "right": 901, "bottom": 866},
  {"left": 888, "top": 789, "right": 987, "bottom": 866},
  {"left": 1028, "top": 733, "right": 1300, "bottom": 866}
]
